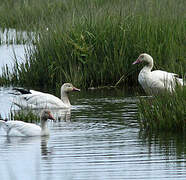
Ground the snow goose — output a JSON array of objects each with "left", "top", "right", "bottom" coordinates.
[
  {"left": 0, "top": 110, "right": 55, "bottom": 136},
  {"left": 133, "top": 53, "right": 185, "bottom": 95},
  {"left": 13, "top": 83, "right": 80, "bottom": 109}
]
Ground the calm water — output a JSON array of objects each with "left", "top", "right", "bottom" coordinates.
[
  {"left": 0, "top": 28, "right": 31, "bottom": 75},
  {"left": 0, "top": 87, "right": 186, "bottom": 180},
  {"left": 0, "top": 44, "right": 25, "bottom": 74}
]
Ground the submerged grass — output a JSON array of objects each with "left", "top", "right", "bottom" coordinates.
[
  {"left": 0, "top": 0, "right": 185, "bottom": 90},
  {"left": 137, "top": 87, "right": 186, "bottom": 132},
  {"left": 139, "top": 130, "right": 186, "bottom": 157}
]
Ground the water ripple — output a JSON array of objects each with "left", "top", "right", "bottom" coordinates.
[{"left": 0, "top": 88, "right": 186, "bottom": 179}]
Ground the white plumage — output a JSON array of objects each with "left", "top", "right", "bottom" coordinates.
[
  {"left": 0, "top": 110, "right": 55, "bottom": 136},
  {"left": 13, "top": 83, "right": 80, "bottom": 109},
  {"left": 133, "top": 53, "right": 185, "bottom": 95}
]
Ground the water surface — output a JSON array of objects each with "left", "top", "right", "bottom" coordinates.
[
  {"left": 0, "top": 45, "right": 25, "bottom": 74},
  {"left": 0, "top": 88, "right": 186, "bottom": 180}
]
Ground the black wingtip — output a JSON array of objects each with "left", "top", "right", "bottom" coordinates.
[
  {"left": 13, "top": 88, "right": 31, "bottom": 94},
  {"left": 0, "top": 114, "right": 7, "bottom": 121}
]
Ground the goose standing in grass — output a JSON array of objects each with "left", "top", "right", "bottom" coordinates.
[
  {"left": 13, "top": 83, "right": 80, "bottom": 109},
  {"left": 133, "top": 53, "right": 185, "bottom": 95},
  {"left": 0, "top": 110, "right": 55, "bottom": 136}
]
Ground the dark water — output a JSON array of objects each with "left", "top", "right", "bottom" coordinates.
[{"left": 0, "top": 87, "right": 186, "bottom": 180}]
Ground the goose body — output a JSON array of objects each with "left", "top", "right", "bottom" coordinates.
[
  {"left": 133, "top": 53, "right": 184, "bottom": 95},
  {"left": 13, "top": 83, "right": 80, "bottom": 109},
  {"left": 0, "top": 110, "right": 55, "bottom": 136}
]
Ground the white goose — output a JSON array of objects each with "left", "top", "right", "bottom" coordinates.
[
  {"left": 0, "top": 110, "right": 55, "bottom": 136},
  {"left": 13, "top": 83, "right": 80, "bottom": 109},
  {"left": 133, "top": 53, "right": 185, "bottom": 95}
]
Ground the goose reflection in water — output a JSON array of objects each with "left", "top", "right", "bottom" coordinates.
[{"left": 1, "top": 135, "right": 53, "bottom": 160}]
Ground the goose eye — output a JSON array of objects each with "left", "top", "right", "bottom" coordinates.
[{"left": 141, "top": 55, "right": 144, "bottom": 58}]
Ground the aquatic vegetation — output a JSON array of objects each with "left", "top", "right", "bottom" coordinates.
[
  {"left": 139, "top": 130, "right": 186, "bottom": 157},
  {"left": 0, "top": 0, "right": 68, "bottom": 30},
  {"left": 137, "top": 87, "right": 186, "bottom": 131},
  {"left": 11, "top": 110, "right": 40, "bottom": 123},
  {"left": 1, "top": 0, "right": 185, "bottom": 90}
]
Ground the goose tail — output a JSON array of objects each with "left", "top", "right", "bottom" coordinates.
[{"left": 175, "top": 77, "right": 186, "bottom": 86}]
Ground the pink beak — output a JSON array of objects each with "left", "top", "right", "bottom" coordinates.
[
  {"left": 48, "top": 113, "right": 55, "bottom": 121},
  {"left": 73, "top": 87, "right": 81, "bottom": 92},
  {"left": 132, "top": 59, "right": 141, "bottom": 65}
]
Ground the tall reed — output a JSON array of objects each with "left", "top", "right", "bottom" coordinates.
[
  {"left": 0, "top": 0, "right": 67, "bottom": 30},
  {"left": 0, "top": 0, "right": 186, "bottom": 90},
  {"left": 137, "top": 87, "right": 186, "bottom": 131}
]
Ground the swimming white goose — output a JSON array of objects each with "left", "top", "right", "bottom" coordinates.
[
  {"left": 0, "top": 110, "right": 55, "bottom": 136},
  {"left": 133, "top": 53, "right": 185, "bottom": 95},
  {"left": 13, "top": 83, "right": 80, "bottom": 109}
]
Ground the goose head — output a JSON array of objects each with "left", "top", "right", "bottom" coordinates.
[
  {"left": 41, "top": 110, "right": 55, "bottom": 121},
  {"left": 61, "top": 83, "right": 80, "bottom": 94},
  {"left": 133, "top": 53, "right": 154, "bottom": 70}
]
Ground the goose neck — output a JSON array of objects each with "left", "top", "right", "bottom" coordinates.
[
  {"left": 41, "top": 118, "right": 47, "bottom": 130},
  {"left": 61, "top": 91, "right": 71, "bottom": 106},
  {"left": 142, "top": 60, "right": 153, "bottom": 73},
  {"left": 41, "top": 118, "right": 49, "bottom": 136}
]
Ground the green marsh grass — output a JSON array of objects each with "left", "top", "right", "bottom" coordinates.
[
  {"left": 11, "top": 110, "right": 40, "bottom": 123},
  {"left": 0, "top": 0, "right": 68, "bottom": 30},
  {"left": 137, "top": 87, "right": 186, "bottom": 132},
  {"left": 0, "top": 0, "right": 186, "bottom": 90}
]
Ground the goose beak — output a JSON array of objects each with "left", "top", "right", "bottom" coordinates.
[
  {"left": 132, "top": 59, "right": 141, "bottom": 65},
  {"left": 48, "top": 113, "right": 55, "bottom": 121},
  {"left": 73, "top": 87, "right": 81, "bottom": 92}
]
